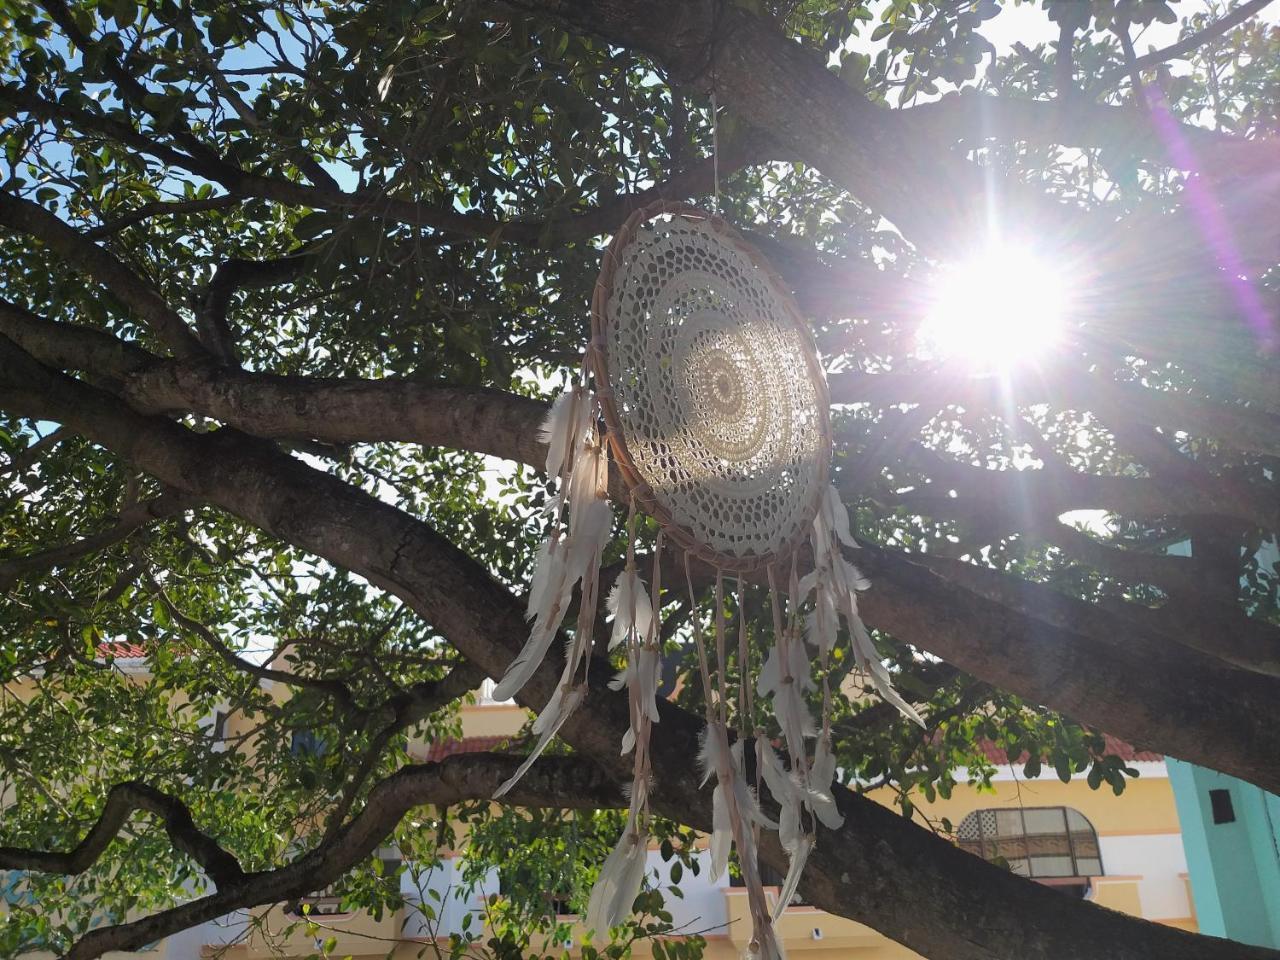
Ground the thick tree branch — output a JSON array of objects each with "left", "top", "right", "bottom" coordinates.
[
  {"left": 0, "top": 780, "right": 245, "bottom": 887},
  {"left": 4, "top": 310, "right": 1269, "bottom": 672},
  {"left": 122, "top": 362, "right": 549, "bottom": 466},
  {"left": 912, "top": 552, "right": 1280, "bottom": 678}
]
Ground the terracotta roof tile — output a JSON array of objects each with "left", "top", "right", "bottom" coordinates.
[
  {"left": 977, "top": 733, "right": 1161, "bottom": 765},
  {"left": 423, "top": 735, "right": 511, "bottom": 763},
  {"left": 97, "top": 641, "right": 148, "bottom": 659}
]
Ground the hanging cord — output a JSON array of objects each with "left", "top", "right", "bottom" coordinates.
[
  {"left": 710, "top": 90, "right": 721, "bottom": 216},
  {"left": 624, "top": 501, "right": 654, "bottom": 828},
  {"left": 714, "top": 569, "right": 728, "bottom": 727},
  {"left": 786, "top": 552, "right": 811, "bottom": 784},
  {"left": 736, "top": 577, "right": 752, "bottom": 733},
  {"left": 685, "top": 552, "right": 718, "bottom": 725}
]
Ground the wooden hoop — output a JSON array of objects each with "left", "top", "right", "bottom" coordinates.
[{"left": 589, "top": 200, "right": 831, "bottom": 574}]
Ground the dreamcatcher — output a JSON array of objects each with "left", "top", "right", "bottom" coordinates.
[{"left": 492, "top": 201, "right": 922, "bottom": 958}]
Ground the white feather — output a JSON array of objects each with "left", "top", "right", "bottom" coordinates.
[
  {"left": 837, "top": 556, "right": 871, "bottom": 594},
  {"left": 771, "top": 835, "right": 813, "bottom": 924},
  {"left": 539, "top": 390, "right": 577, "bottom": 478},
  {"left": 586, "top": 819, "right": 647, "bottom": 933},
  {"left": 525, "top": 536, "right": 559, "bottom": 621},
  {"left": 566, "top": 498, "right": 612, "bottom": 585},
  {"left": 845, "top": 600, "right": 924, "bottom": 727},
  {"left": 608, "top": 663, "right": 631, "bottom": 692},
  {"left": 493, "top": 683, "right": 586, "bottom": 798},
  {"left": 759, "top": 742, "right": 803, "bottom": 851},
  {"left": 697, "top": 725, "right": 724, "bottom": 789},
  {"left": 823, "top": 484, "right": 857, "bottom": 548},
  {"left": 639, "top": 645, "right": 661, "bottom": 723},
  {"left": 805, "top": 587, "right": 838, "bottom": 658},
  {"left": 496, "top": 581, "right": 572, "bottom": 698},
  {"left": 731, "top": 739, "right": 778, "bottom": 831},
  {"left": 568, "top": 441, "right": 607, "bottom": 531},
  {"left": 758, "top": 644, "right": 817, "bottom": 760},
  {"left": 493, "top": 589, "right": 569, "bottom": 703},
  {"left": 808, "top": 739, "right": 844, "bottom": 830},
  {"left": 606, "top": 568, "right": 654, "bottom": 651},
  {"left": 709, "top": 782, "right": 732, "bottom": 881}
]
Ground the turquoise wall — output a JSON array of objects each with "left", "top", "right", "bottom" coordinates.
[{"left": 1168, "top": 759, "right": 1280, "bottom": 948}]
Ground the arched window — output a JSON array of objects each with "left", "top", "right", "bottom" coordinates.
[{"left": 957, "top": 807, "right": 1102, "bottom": 880}]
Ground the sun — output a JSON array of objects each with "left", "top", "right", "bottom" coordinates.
[{"left": 917, "top": 244, "right": 1069, "bottom": 370}]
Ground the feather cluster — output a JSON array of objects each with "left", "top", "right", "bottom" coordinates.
[
  {"left": 757, "top": 637, "right": 817, "bottom": 763},
  {"left": 585, "top": 807, "right": 648, "bottom": 934},
  {"left": 696, "top": 723, "right": 783, "bottom": 960},
  {"left": 492, "top": 386, "right": 613, "bottom": 798},
  {"left": 587, "top": 558, "right": 664, "bottom": 931},
  {"left": 801, "top": 484, "right": 924, "bottom": 727}
]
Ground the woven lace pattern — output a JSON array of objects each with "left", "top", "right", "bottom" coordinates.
[{"left": 603, "top": 215, "right": 826, "bottom": 560}]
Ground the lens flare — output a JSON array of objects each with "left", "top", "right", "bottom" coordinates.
[{"left": 918, "top": 246, "right": 1069, "bottom": 369}]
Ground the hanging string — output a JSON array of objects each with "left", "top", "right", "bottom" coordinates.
[
  {"left": 710, "top": 90, "right": 721, "bottom": 216},
  {"left": 684, "top": 553, "right": 717, "bottom": 725},
  {"left": 736, "top": 577, "right": 751, "bottom": 733},
  {"left": 624, "top": 500, "right": 643, "bottom": 785},
  {"left": 786, "top": 551, "right": 810, "bottom": 782},
  {"left": 714, "top": 570, "right": 728, "bottom": 726}
]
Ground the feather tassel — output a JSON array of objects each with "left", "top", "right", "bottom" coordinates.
[
  {"left": 771, "top": 836, "right": 813, "bottom": 924},
  {"left": 807, "top": 738, "right": 844, "bottom": 830},
  {"left": 586, "top": 813, "right": 648, "bottom": 934},
  {"left": 606, "top": 567, "right": 654, "bottom": 651},
  {"left": 799, "top": 485, "right": 924, "bottom": 728},
  {"left": 493, "top": 682, "right": 586, "bottom": 798},
  {"left": 539, "top": 389, "right": 578, "bottom": 478}
]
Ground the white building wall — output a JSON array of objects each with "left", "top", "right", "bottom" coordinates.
[
  {"left": 1097, "top": 833, "right": 1191, "bottom": 920},
  {"left": 646, "top": 849, "right": 730, "bottom": 937}
]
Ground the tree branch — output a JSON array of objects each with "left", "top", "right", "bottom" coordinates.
[
  {"left": 0, "top": 425, "right": 66, "bottom": 476},
  {"left": 0, "top": 192, "right": 205, "bottom": 357},
  {"left": 829, "top": 368, "right": 1280, "bottom": 457},
  {"left": 0, "top": 780, "right": 245, "bottom": 887},
  {"left": 1097, "top": 0, "right": 1276, "bottom": 91},
  {"left": 84, "top": 195, "right": 241, "bottom": 240},
  {"left": 0, "top": 82, "right": 761, "bottom": 248},
  {"left": 0, "top": 492, "right": 190, "bottom": 591},
  {"left": 61, "top": 754, "right": 623, "bottom": 960},
  {"left": 4, "top": 310, "right": 1270, "bottom": 673}
]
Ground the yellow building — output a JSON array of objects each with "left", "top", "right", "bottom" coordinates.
[{"left": 2, "top": 662, "right": 1196, "bottom": 960}]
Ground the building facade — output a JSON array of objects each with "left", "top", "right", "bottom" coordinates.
[{"left": 1168, "top": 760, "right": 1280, "bottom": 949}]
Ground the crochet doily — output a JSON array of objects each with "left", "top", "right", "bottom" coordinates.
[{"left": 591, "top": 203, "right": 829, "bottom": 571}]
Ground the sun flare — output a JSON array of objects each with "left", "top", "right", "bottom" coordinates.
[{"left": 917, "top": 245, "right": 1069, "bottom": 370}]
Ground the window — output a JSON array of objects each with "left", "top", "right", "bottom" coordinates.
[
  {"left": 1209, "top": 788, "right": 1236, "bottom": 824},
  {"left": 211, "top": 710, "right": 228, "bottom": 741},
  {"left": 499, "top": 868, "right": 575, "bottom": 916},
  {"left": 290, "top": 729, "right": 326, "bottom": 757},
  {"left": 284, "top": 883, "right": 346, "bottom": 917},
  {"left": 957, "top": 807, "right": 1102, "bottom": 880}
]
